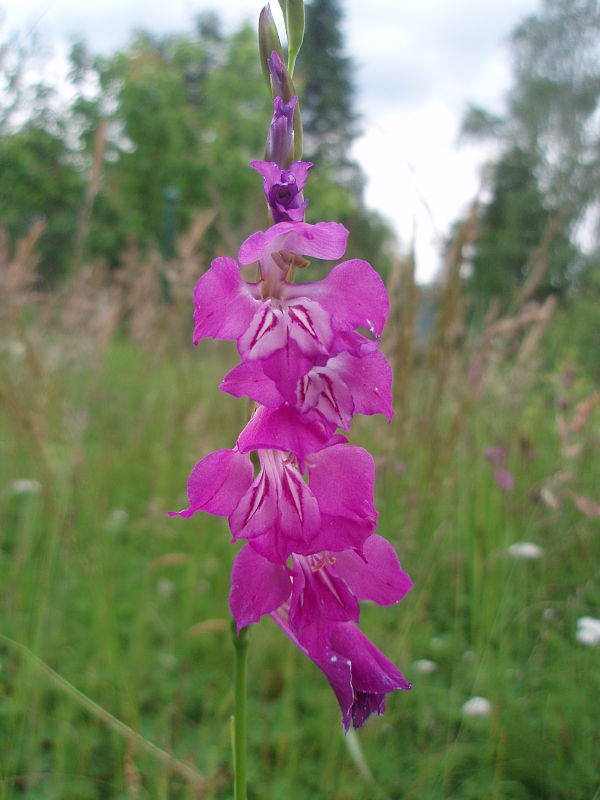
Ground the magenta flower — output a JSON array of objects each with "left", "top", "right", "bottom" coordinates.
[
  {"left": 193, "top": 222, "right": 389, "bottom": 398},
  {"left": 484, "top": 445, "right": 514, "bottom": 491},
  {"left": 228, "top": 534, "right": 412, "bottom": 731},
  {"left": 221, "top": 348, "right": 393, "bottom": 432},
  {"left": 271, "top": 610, "right": 412, "bottom": 731},
  {"left": 252, "top": 159, "right": 311, "bottom": 223},
  {"left": 172, "top": 0, "right": 412, "bottom": 755},
  {"left": 174, "top": 152, "right": 411, "bottom": 733},
  {"left": 171, "top": 435, "right": 378, "bottom": 562},
  {"left": 484, "top": 445, "right": 507, "bottom": 464},
  {"left": 494, "top": 467, "right": 515, "bottom": 492},
  {"left": 229, "top": 534, "right": 412, "bottom": 633}
]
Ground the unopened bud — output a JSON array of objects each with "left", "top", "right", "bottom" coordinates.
[
  {"left": 258, "top": 5, "right": 284, "bottom": 92},
  {"left": 268, "top": 50, "right": 294, "bottom": 101},
  {"left": 268, "top": 95, "right": 297, "bottom": 167},
  {"left": 268, "top": 51, "right": 303, "bottom": 160}
]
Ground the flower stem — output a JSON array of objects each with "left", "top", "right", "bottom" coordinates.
[{"left": 232, "top": 622, "right": 249, "bottom": 800}]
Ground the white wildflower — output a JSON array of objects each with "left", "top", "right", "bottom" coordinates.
[
  {"left": 412, "top": 659, "right": 437, "bottom": 675},
  {"left": 8, "top": 479, "right": 41, "bottom": 495},
  {"left": 576, "top": 616, "right": 600, "bottom": 647},
  {"left": 461, "top": 696, "right": 492, "bottom": 718},
  {"left": 106, "top": 508, "right": 129, "bottom": 531},
  {"left": 508, "top": 542, "right": 543, "bottom": 560},
  {"left": 156, "top": 578, "right": 175, "bottom": 599}
]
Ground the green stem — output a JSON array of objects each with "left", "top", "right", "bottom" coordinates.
[{"left": 232, "top": 622, "right": 249, "bottom": 800}]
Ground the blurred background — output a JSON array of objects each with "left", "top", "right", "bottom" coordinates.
[{"left": 0, "top": 0, "right": 599, "bottom": 797}]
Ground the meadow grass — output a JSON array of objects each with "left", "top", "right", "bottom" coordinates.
[{"left": 0, "top": 317, "right": 598, "bottom": 799}]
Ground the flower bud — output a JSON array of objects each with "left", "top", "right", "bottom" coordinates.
[
  {"left": 268, "top": 95, "right": 297, "bottom": 167},
  {"left": 268, "top": 50, "right": 293, "bottom": 101},
  {"left": 258, "top": 5, "right": 284, "bottom": 92},
  {"left": 268, "top": 51, "right": 303, "bottom": 160}
]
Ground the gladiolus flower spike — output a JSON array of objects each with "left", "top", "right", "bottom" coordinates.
[{"left": 171, "top": 1, "right": 412, "bottom": 735}]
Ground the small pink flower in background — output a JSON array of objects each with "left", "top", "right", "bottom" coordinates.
[
  {"left": 484, "top": 445, "right": 514, "bottom": 492},
  {"left": 484, "top": 445, "right": 507, "bottom": 464},
  {"left": 494, "top": 467, "right": 515, "bottom": 492}
]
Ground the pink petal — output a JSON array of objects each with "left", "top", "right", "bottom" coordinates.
[
  {"left": 238, "top": 221, "right": 348, "bottom": 265},
  {"left": 229, "top": 450, "right": 321, "bottom": 563},
  {"left": 193, "top": 257, "right": 260, "bottom": 345},
  {"left": 289, "top": 555, "right": 360, "bottom": 632},
  {"left": 307, "top": 444, "right": 377, "bottom": 552},
  {"left": 170, "top": 449, "right": 253, "bottom": 519},
  {"left": 285, "top": 298, "right": 334, "bottom": 357},
  {"left": 328, "top": 622, "right": 411, "bottom": 730},
  {"left": 286, "top": 259, "right": 389, "bottom": 338},
  {"left": 237, "top": 406, "right": 343, "bottom": 463},
  {"left": 270, "top": 612, "right": 410, "bottom": 732},
  {"left": 243, "top": 299, "right": 335, "bottom": 399},
  {"left": 259, "top": 339, "right": 319, "bottom": 400},
  {"left": 229, "top": 544, "right": 291, "bottom": 632},
  {"left": 220, "top": 361, "right": 284, "bottom": 407},
  {"left": 288, "top": 161, "right": 312, "bottom": 187},
  {"left": 249, "top": 160, "right": 282, "bottom": 184},
  {"left": 333, "top": 535, "right": 412, "bottom": 606},
  {"left": 333, "top": 350, "right": 394, "bottom": 422},
  {"left": 297, "top": 363, "right": 355, "bottom": 431},
  {"left": 250, "top": 160, "right": 311, "bottom": 192},
  {"left": 238, "top": 302, "right": 289, "bottom": 362}
]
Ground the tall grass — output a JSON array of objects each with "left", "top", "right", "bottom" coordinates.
[{"left": 0, "top": 224, "right": 598, "bottom": 799}]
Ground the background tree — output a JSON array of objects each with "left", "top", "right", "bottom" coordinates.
[
  {"left": 0, "top": 9, "right": 397, "bottom": 281},
  {"left": 297, "top": 0, "right": 359, "bottom": 172},
  {"left": 467, "top": 146, "right": 576, "bottom": 310},
  {"left": 297, "top": 0, "right": 396, "bottom": 276},
  {"left": 460, "top": 0, "right": 600, "bottom": 311}
]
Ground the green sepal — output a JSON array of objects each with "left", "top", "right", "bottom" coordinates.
[
  {"left": 277, "top": 0, "right": 287, "bottom": 25},
  {"left": 292, "top": 99, "right": 303, "bottom": 161},
  {"left": 286, "top": 0, "right": 305, "bottom": 76}
]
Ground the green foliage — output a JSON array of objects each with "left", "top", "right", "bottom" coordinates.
[
  {"left": 467, "top": 147, "right": 576, "bottom": 311},
  {"left": 0, "top": 125, "right": 83, "bottom": 281},
  {"left": 544, "top": 264, "right": 600, "bottom": 381},
  {"left": 0, "top": 321, "right": 598, "bottom": 798},
  {"left": 0, "top": 10, "right": 395, "bottom": 279},
  {"left": 74, "top": 25, "right": 272, "bottom": 262}
]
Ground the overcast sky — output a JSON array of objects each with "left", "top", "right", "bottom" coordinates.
[{"left": 1, "top": 0, "right": 540, "bottom": 281}]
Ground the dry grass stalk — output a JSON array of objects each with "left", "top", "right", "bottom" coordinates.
[
  {"left": 427, "top": 200, "right": 479, "bottom": 372},
  {"left": 73, "top": 118, "right": 108, "bottom": 266},
  {"left": 515, "top": 210, "right": 569, "bottom": 307},
  {"left": 388, "top": 247, "right": 417, "bottom": 412},
  {"left": 516, "top": 294, "right": 557, "bottom": 365},
  {"left": 0, "top": 219, "right": 45, "bottom": 303},
  {"left": 570, "top": 391, "right": 599, "bottom": 433}
]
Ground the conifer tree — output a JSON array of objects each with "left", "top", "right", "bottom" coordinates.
[{"left": 298, "top": 0, "right": 359, "bottom": 172}]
